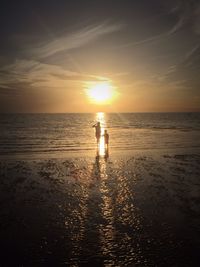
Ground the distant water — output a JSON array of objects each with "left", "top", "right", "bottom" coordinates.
[{"left": 0, "top": 113, "right": 200, "bottom": 157}]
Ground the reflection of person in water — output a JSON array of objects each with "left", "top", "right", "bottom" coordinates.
[
  {"left": 95, "top": 152, "right": 100, "bottom": 177},
  {"left": 104, "top": 148, "right": 109, "bottom": 161},
  {"left": 92, "top": 122, "right": 101, "bottom": 145},
  {"left": 103, "top": 129, "right": 109, "bottom": 161},
  {"left": 104, "top": 130, "right": 109, "bottom": 149}
]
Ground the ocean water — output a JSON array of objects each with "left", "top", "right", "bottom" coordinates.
[
  {"left": 0, "top": 113, "right": 200, "bottom": 266},
  {"left": 0, "top": 112, "right": 200, "bottom": 157}
]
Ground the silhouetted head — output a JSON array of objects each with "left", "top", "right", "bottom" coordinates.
[
  {"left": 104, "top": 129, "right": 107, "bottom": 134},
  {"left": 97, "top": 122, "right": 100, "bottom": 126}
]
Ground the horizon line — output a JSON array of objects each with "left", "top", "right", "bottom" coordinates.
[{"left": 0, "top": 111, "right": 200, "bottom": 114}]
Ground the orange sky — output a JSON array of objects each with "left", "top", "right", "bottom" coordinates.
[{"left": 0, "top": 1, "right": 200, "bottom": 112}]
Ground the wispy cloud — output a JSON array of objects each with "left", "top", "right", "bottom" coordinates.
[
  {"left": 117, "top": 1, "right": 193, "bottom": 48},
  {"left": 0, "top": 21, "right": 123, "bottom": 94},
  {"left": 30, "top": 22, "right": 123, "bottom": 58},
  {"left": 194, "top": 2, "right": 200, "bottom": 35},
  {"left": 155, "top": 42, "right": 200, "bottom": 93},
  {"left": 0, "top": 58, "right": 111, "bottom": 96},
  {"left": 183, "top": 44, "right": 200, "bottom": 64}
]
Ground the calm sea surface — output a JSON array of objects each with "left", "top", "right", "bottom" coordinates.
[{"left": 0, "top": 112, "right": 200, "bottom": 156}]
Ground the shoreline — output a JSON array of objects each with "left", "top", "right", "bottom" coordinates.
[{"left": 1, "top": 146, "right": 200, "bottom": 161}]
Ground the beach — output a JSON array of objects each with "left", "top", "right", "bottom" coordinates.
[
  {"left": 1, "top": 0, "right": 200, "bottom": 264},
  {"left": 0, "top": 148, "right": 200, "bottom": 266}
]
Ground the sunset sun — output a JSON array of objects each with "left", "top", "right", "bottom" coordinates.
[{"left": 86, "top": 82, "right": 115, "bottom": 104}]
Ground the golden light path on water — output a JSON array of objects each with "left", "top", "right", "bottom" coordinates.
[
  {"left": 65, "top": 112, "right": 144, "bottom": 266},
  {"left": 95, "top": 112, "right": 115, "bottom": 264},
  {"left": 96, "top": 112, "right": 106, "bottom": 156}
]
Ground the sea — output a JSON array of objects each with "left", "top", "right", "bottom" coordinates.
[
  {"left": 0, "top": 113, "right": 200, "bottom": 266},
  {"left": 0, "top": 112, "right": 200, "bottom": 157}
]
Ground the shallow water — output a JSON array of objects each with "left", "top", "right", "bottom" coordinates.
[
  {"left": 0, "top": 153, "right": 200, "bottom": 266},
  {"left": 0, "top": 112, "right": 200, "bottom": 157}
]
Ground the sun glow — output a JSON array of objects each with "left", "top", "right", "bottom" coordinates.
[{"left": 86, "top": 82, "right": 115, "bottom": 104}]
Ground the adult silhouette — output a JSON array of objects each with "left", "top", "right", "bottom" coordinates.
[{"left": 92, "top": 121, "right": 101, "bottom": 145}]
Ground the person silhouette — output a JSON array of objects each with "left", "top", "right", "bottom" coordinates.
[{"left": 92, "top": 121, "right": 101, "bottom": 146}]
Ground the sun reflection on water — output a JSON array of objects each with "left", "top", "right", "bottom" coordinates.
[
  {"left": 96, "top": 112, "right": 106, "bottom": 156},
  {"left": 99, "top": 161, "right": 116, "bottom": 265}
]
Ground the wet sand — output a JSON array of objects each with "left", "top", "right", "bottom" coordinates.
[{"left": 0, "top": 151, "right": 200, "bottom": 266}]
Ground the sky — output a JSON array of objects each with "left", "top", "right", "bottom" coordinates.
[{"left": 0, "top": 0, "right": 200, "bottom": 113}]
